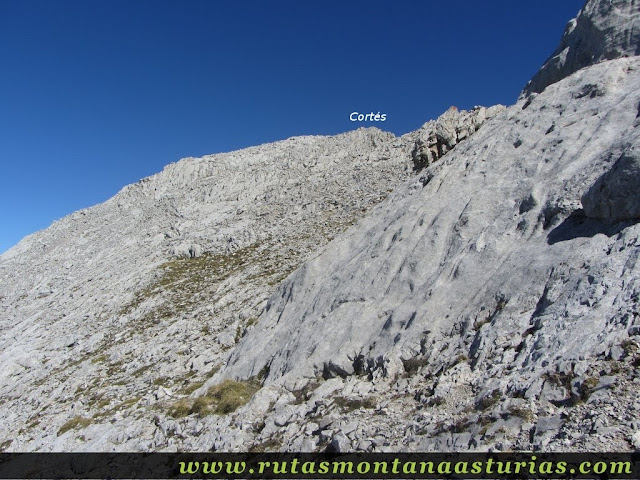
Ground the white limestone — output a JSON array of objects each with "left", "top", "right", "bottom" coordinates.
[{"left": 1, "top": 0, "right": 639, "bottom": 453}]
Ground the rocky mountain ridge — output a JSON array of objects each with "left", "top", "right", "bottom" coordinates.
[
  {"left": 0, "top": 102, "right": 500, "bottom": 450},
  {"left": 2, "top": 0, "right": 640, "bottom": 453},
  {"left": 217, "top": 55, "right": 640, "bottom": 452}
]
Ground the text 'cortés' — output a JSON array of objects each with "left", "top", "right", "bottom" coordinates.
[{"left": 350, "top": 111, "right": 387, "bottom": 122}]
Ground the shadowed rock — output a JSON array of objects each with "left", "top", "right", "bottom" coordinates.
[{"left": 582, "top": 139, "right": 640, "bottom": 220}]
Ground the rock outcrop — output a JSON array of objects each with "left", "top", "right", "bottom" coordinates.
[
  {"left": 212, "top": 0, "right": 640, "bottom": 452},
  {"left": 582, "top": 132, "right": 640, "bottom": 220},
  {"left": 523, "top": 0, "right": 640, "bottom": 96},
  {"left": 409, "top": 105, "right": 505, "bottom": 171}
]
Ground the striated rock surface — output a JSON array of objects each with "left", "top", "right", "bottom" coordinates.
[{"left": 224, "top": 57, "right": 640, "bottom": 413}]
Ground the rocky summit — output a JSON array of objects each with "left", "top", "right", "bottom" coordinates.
[{"left": 1, "top": 0, "right": 640, "bottom": 453}]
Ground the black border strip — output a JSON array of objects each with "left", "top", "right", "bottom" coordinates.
[{"left": 0, "top": 452, "right": 639, "bottom": 479}]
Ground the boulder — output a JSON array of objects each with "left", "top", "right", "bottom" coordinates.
[
  {"left": 170, "top": 243, "right": 203, "bottom": 258},
  {"left": 582, "top": 144, "right": 640, "bottom": 220}
]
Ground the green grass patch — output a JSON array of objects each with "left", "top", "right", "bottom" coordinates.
[
  {"left": 153, "top": 376, "right": 170, "bottom": 386},
  {"left": 93, "top": 397, "right": 141, "bottom": 419},
  {"left": 91, "top": 354, "right": 108, "bottom": 364},
  {"left": 205, "top": 379, "right": 261, "bottom": 415},
  {"left": 333, "top": 396, "right": 377, "bottom": 412},
  {"left": 508, "top": 406, "right": 534, "bottom": 422},
  {"left": 96, "top": 397, "right": 111, "bottom": 409},
  {"left": 57, "top": 416, "right": 92, "bottom": 436},
  {"left": 248, "top": 435, "right": 283, "bottom": 453},
  {"left": 292, "top": 379, "right": 321, "bottom": 405},
  {"left": 178, "top": 365, "right": 220, "bottom": 394},
  {"left": 169, "top": 379, "right": 260, "bottom": 418},
  {"left": 168, "top": 399, "right": 192, "bottom": 419},
  {"left": 118, "top": 244, "right": 262, "bottom": 327},
  {"left": 180, "top": 380, "right": 206, "bottom": 395},
  {"left": 476, "top": 389, "right": 502, "bottom": 411}
]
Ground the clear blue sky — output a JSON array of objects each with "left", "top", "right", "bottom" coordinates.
[{"left": 0, "top": 0, "right": 585, "bottom": 254}]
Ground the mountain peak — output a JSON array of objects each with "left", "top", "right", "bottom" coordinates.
[{"left": 522, "top": 0, "right": 640, "bottom": 97}]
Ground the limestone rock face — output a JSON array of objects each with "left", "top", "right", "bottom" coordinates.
[
  {"left": 0, "top": 127, "right": 419, "bottom": 451},
  {"left": 409, "top": 105, "right": 506, "bottom": 171},
  {"left": 219, "top": 57, "right": 640, "bottom": 452},
  {"left": 224, "top": 57, "right": 640, "bottom": 389},
  {"left": 523, "top": 0, "right": 640, "bottom": 96}
]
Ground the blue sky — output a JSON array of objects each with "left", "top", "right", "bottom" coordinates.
[{"left": 0, "top": 0, "right": 585, "bottom": 254}]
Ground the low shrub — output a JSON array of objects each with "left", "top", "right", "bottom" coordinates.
[
  {"left": 57, "top": 416, "right": 92, "bottom": 436},
  {"left": 169, "top": 379, "right": 260, "bottom": 418}
]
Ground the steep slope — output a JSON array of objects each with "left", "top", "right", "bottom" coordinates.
[
  {"left": 0, "top": 128, "right": 410, "bottom": 450},
  {"left": 226, "top": 62, "right": 640, "bottom": 385},
  {"left": 0, "top": 102, "right": 499, "bottom": 450},
  {"left": 206, "top": 0, "right": 640, "bottom": 452}
]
